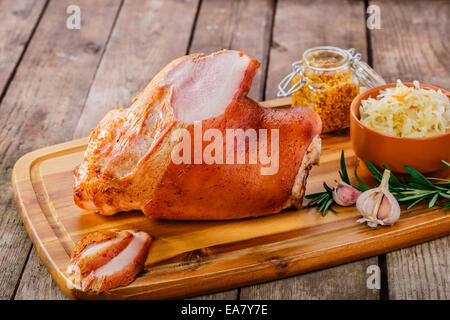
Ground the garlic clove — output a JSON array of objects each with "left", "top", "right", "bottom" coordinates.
[
  {"left": 356, "top": 169, "right": 401, "bottom": 227},
  {"left": 332, "top": 182, "right": 361, "bottom": 206},
  {"left": 355, "top": 188, "right": 379, "bottom": 221},
  {"left": 377, "top": 196, "right": 391, "bottom": 221},
  {"left": 377, "top": 193, "right": 400, "bottom": 225}
]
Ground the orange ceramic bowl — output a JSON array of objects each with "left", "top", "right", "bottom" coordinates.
[{"left": 350, "top": 83, "right": 450, "bottom": 173}]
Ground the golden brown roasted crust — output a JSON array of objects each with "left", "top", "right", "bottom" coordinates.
[
  {"left": 144, "top": 101, "right": 322, "bottom": 220},
  {"left": 74, "top": 50, "right": 322, "bottom": 220}
]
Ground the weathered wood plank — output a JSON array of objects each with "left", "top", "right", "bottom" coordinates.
[
  {"left": 0, "top": 0, "right": 48, "bottom": 96},
  {"left": 63, "top": 0, "right": 198, "bottom": 299},
  {"left": 0, "top": 0, "right": 123, "bottom": 300},
  {"left": 240, "top": 260, "right": 380, "bottom": 299},
  {"left": 191, "top": 290, "right": 238, "bottom": 300},
  {"left": 370, "top": 0, "right": 449, "bottom": 88},
  {"left": 386, "top": 237, "right": 449, "bottom": 299},
  {"left": 71, "top": 0, "right": 274, "bottom": 299},
  {"left": 189, "top": 0, "right": 274, "bottom": 100},
  {"left": 369, "top": 0, "right": 450, "bottom": 300},
  {"left": 187, "top": 0, "right": 274, "bottom": 299},
  {"left": 14, "top": 248, "right": 68, "bottom": 300},
  {"left": 265, "top": 0, "right": 369, "bottom": 99},
  {"left": 73, "top": 0, "right": 200, "bottom": 138},
  {"left": 240, "top": 0, "right": 380, "bottom": 299}
]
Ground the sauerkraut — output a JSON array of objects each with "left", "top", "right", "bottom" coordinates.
[{"left": 359, "top": 80, "right": 450, "bottom": 137}]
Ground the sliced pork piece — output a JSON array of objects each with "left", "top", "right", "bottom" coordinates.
[
  {"left": 74, "top": 50, "right": 322, "bottom": 219},
  {"left": 67, "top": 229, "right": 152, "bottom": 293}
]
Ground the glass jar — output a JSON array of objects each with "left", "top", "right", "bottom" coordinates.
[{"left": 278, "top": 46, "right": 385, "bottom": 133}]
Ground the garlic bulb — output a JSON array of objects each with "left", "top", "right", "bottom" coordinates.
[
  {"left": 332, "top": 182, "right": 361, "bottom": 206},
  {"left": 356, "top": 169, "right": 400, "bottom": 227}
]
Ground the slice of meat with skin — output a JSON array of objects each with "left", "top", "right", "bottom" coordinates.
[
  {"left": 70, "top": 229, "right": 121, "bottom": 259},
  {"left": 67, "top": 230, "right": 152, "bottom": 293},
  {"left": 73, "top": 50, "right": 322, "bottom": 219},
  {"left": 81, "top": 231, "right": 152, "bottom": 293},
  {"left": 67, "top": 230, "right": 133, "bottom": 278}
]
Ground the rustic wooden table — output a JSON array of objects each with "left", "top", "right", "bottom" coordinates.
[{"left": 0, "top": 0, "right": 448, "bottom": 300}]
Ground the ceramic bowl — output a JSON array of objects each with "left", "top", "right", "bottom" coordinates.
[{"left": 350, "top": 83, "right": 450, "bottom": 173}]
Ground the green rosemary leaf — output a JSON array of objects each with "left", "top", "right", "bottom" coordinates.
[
  {"left": 365, "top": 161, "right": 383, "bottom": 182},
  {"left": 442, "top": 160, "right": 450, "bottom": 167},
  {"left": 305, "top": 193, "right": 328, "bottom": 207},
  {"left": 316, "top": 194, "right": 329, "bottom": 204},
  {"left": 353, "top": 160, "right": 370, "bottom": 191},
  {"left": 305, "top": 192, "right": 325, "bottom": 199},
  {"left": 339, "top": 150, "right": 350, "bottom": 184},
  {"left": 404, "top": 166, "right": 443, "bottom": 190},
  {"left": 323, "top": 182, "right": 333, "bottom": 193},
  {"left": 429, "top": 192, "right": 439, "bottom": 208},
  {"left": 398, "top": 192, "right": 435, "bottom": 202},
  {"left": 407, "top": 197, "right": 427, "bottom": 210},
  {"left": 406, "top": 181, "right": 431, "bottom": 189},
  {"left": 321, "top": 198, "right": 334, "bottom": 216},
  {"left": 304, "top": 196, "right": 321, "bottom": 207},
  {"left": 318, "top": 197, "right": 328, "bottom": 213},
  {"left": 436, "top": 202, "right": 450, "bottom": 214},
  {"left": 427, "top": 177, "right": 450, "bottom": 183},
  {"left": 382, "top": 164, "right": 403, "bottom": 187},
  {"left": 439, "top": 192, "right": 450, "bottom": 199},
  {"left": 307, "top": 191, "right": 330, "bottom": 204}
]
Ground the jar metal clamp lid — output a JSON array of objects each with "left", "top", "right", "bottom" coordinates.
[{"left": 277, "top": 46, "right": 386, "bottom": 97}]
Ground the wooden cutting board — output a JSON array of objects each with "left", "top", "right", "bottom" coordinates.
[{"left": 12, "top": 98, "right": 450, "bottom": 299}]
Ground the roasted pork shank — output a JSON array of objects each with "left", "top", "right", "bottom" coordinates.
[{"left": 74, "top": 50, "right": 322, "bottom": 220}]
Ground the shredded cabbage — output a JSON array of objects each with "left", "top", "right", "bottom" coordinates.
[{"left": 359, "top": 80, "right": 450, "bottom": 138}]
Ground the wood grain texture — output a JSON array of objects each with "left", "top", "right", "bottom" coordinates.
[
  {"left": 370, "top": 0, "right": 449, "bottom": 88},
  {"left": 14, "top": 247, "right": 68, "bottom": 300},
  {"left": 386, "top": 237, "right": 449, "bottom": 299},
  {"left": 241, "top": 0, "right": 379, "bottom": 300},
  {"left": 190, "top": 290, "right": 238, "bottom": 300},
  {"left": 0, "top": 0, "right": 48, "bottom": 301},
  {"left": 11, "top": 120, "right": 450, "bottom": 299},
  {"left": 4, "top": 0, "right": 448, "bottom": 301},
  {"left": 0, "top": 0, "right": 47, "bottom": 95},
  {"left": 0, "top": 0, "right": 123, "bottom": 300},
  {"left": 369, "top": 0, "right": 450, "bottom": 299},
  {"left": 265, "top": 0, "right": 368, "bottom": 100},
  {"left": 189, "top": 0, "right": 274, "bottom": 100},
  {"left": 73, "top": 0, "right": 200, "bottom": 138},
  {"left": 240, "top": 260, "right": 379, "bottom": 300},
  {"left": 20, "top": 0, "right": 201, "bottom": 300},
  {"left": 188, "top": 0, "right": 275, "bottom": 299}
]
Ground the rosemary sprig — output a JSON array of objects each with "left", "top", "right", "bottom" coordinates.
[
  {"left": 304, "top": 182, "right": 337, "bottom": 216},
  {"left": 363, "top": 159, "right": 450, "bottom": 211},
  {"left": 305, "top": 151, "right": 450, "bottom": 215},
  {"left": 305, "top": 150, "right": 348, "bottom": 216}
]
